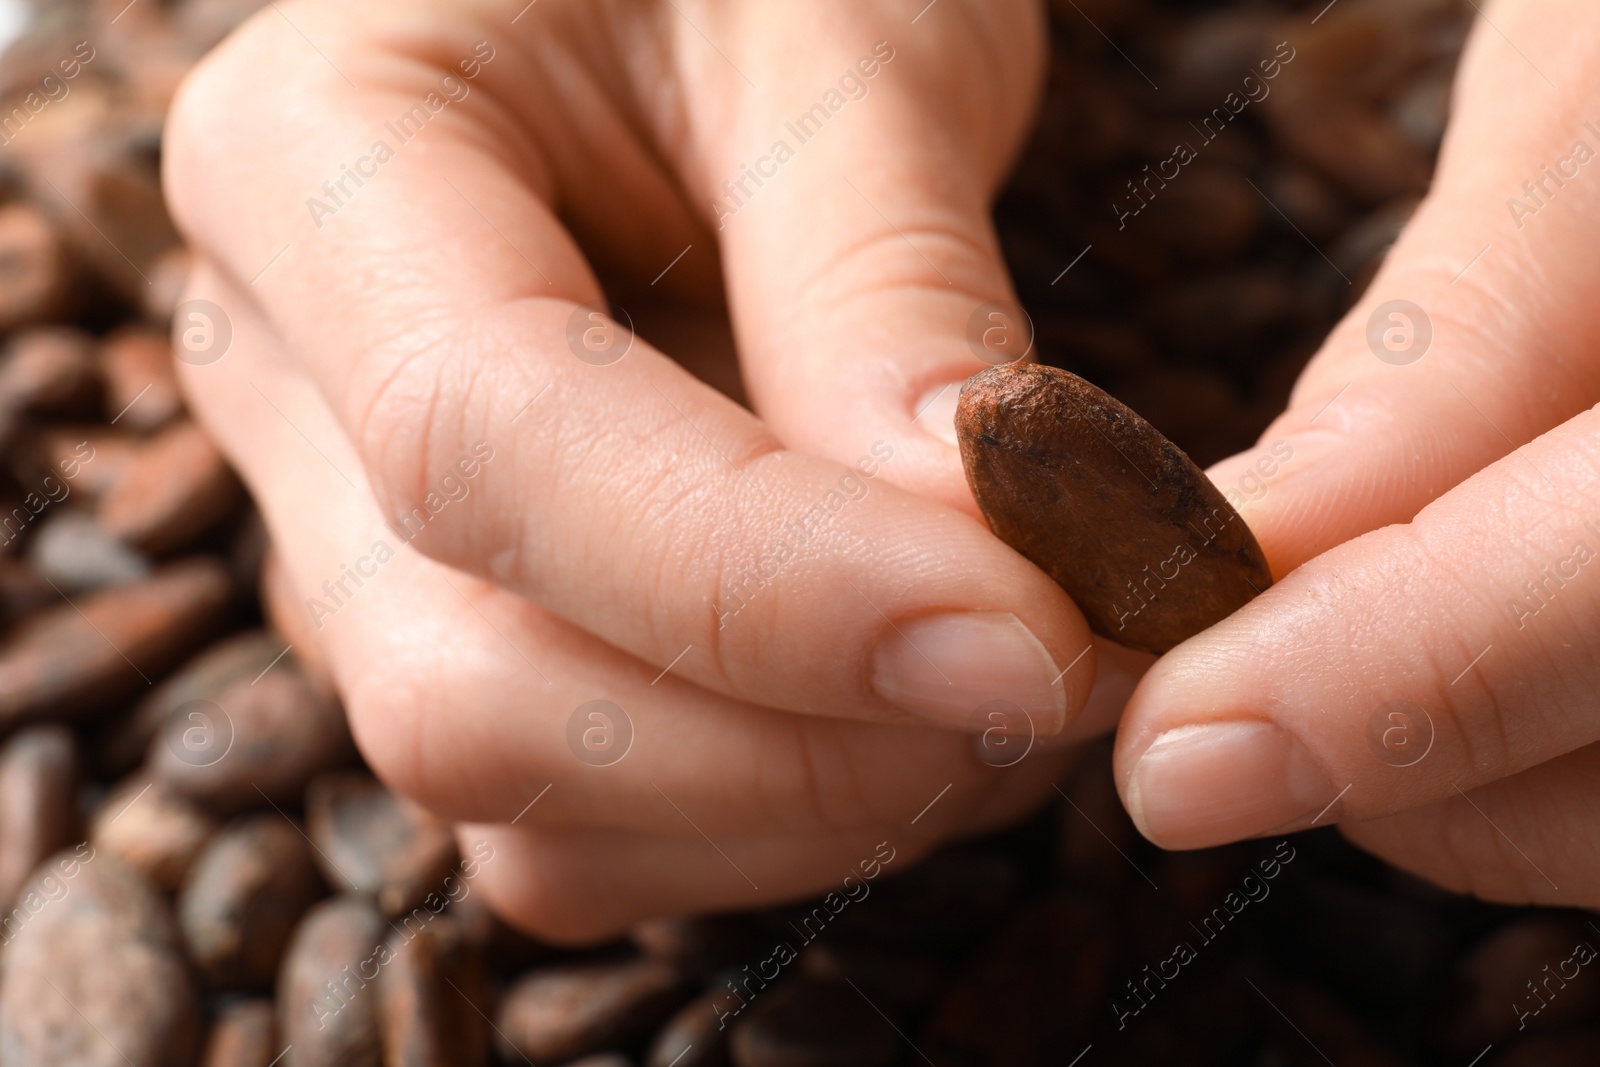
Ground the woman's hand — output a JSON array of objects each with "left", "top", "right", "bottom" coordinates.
[
  {"left": 1116, "top": 0, "right": 1600, "bottom": 907},
  {"left": 163, "top": 0, "right": 1141, "bottom": 940}
]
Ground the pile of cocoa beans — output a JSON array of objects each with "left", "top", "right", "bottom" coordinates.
[{"left": 0, "top": 0, "right": 1595, "bottom": 1065}]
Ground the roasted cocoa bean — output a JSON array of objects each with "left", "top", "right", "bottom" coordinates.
[
  {"left": 647, "top": 990, "right": 732, "bottom": 1067},
  {"left": 0, "top": 851, "right": 201, "bottom": 1067},
  {"left": 96, "top": 418, "right": 241, "bottom": 554},
  {"left": 0, "top": 557, "right": 232, "bottom": 723},
  {"left": 278, "top": 895, "right": 386, "bottom": 1067},
  {"left": 89, "top": 772, "right": 216, "bottom": 890},
  {"left": 150, "top": 652, "right": 354, "bottom": 812},
  {"left": 178, "top": 814, "right": 325, "bottom": 990},
  {"left": 201, "top": 998, "right": 279, "bottom": 1067},
  {"left": 305, "top": 771, "right": 457, "bottom": 917},
  {"left": 0, "top": 203, "right": 74, "bottom": 332},
  {"left": 956, "top": 363, "right": 1271, "bottom": 653},
  {"left": 495, "top": 960, "right": 687, "bottom": 1064},
  {"left": 97, "top": 325, "right": 182, "bottom": 432},
  {"left": 728, "top": 978, "right": 899, "bottom": 1067},
  {"left": 0, "top": 724, "right": 76, "bottom": 911},
  {"left": 376, "top": 914, "right": 489, "bottom": 1067}
]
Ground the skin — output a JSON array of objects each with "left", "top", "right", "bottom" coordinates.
[
  {"left": 162, "top": 0, "right": 1600, "bottom": 938},
  {"left": 162, "top": 0, "right": 1144, "bottom": 942},
  {"left": 1118, "top": 0, "right": 1600, "bottom": 908}
]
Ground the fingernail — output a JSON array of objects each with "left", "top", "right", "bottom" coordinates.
[
  {"left": 1126, "top": 721, "right": 1332, "bottom": 849},
  {"left": 911, "top": 382, "right": 962, "bottom": 446},
  {"left": 870, "top": 611, "right": 1067, "bottom": 733}
]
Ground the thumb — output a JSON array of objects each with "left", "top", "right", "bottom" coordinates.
[
  {"left": 1207, "top": 0, "right": 1600, "bottom": 575},
  {"left": 697, "top": 4, "right": 1047, "bottom": 514}
]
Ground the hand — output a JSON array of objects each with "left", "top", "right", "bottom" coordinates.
[
  {"left": 1115, "top": 0, "right": 1600, "bottom": 906},
  {"left": 163, "top": 0, "right": 1142, "bottom": 940}
]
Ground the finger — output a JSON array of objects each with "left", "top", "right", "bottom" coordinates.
[
  {"left": 696, "top": 5, "right": 1046, "bottom": 512},
  {"left": 1208, "top": 0, "right": 1600, "bottom": 573},
  {"left": 1116, "top": 405, "right": 1600, "bottom": 850},
  {"left": 1342, "top": 743, "right": 1600, "bottom": 910},
  {"left": 465, "top": 824, "right": 913, "bottom": 945},
  {"left": 163, "top": 8, "right": 1095, "bottom": 732},
  {"left": 172, "top": 264, "right": 1087, "bottom": 839}
]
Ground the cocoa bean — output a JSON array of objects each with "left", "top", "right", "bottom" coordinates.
[
  {"left": 920, "top": 895, "right": 1114, "bottom": 1065},
  {"left": 0, "top": 851, "right": 201, "bottom": 1067},
  {"left": 98, "top": 628, "right": 285, "bottom": 775},
  {"left": 305, "top": 771, "right": 457, "bottom": 918},
  {"left": 0, "top": 327, "right": 98, "bottom": 415},
  {"left": 0, "top": 556, "right": 56, "bottom": 628},
  {"left": 200, "top": 999, "right": 279, "bottom": 1067},
  {"left": 96, "top": 419, "right": 241, "bottom": 554},
  {"left": 0, "top": 557, "right": 232, "bottom": 722},
  {"left": 495, "top": 960, "right": 687, "bottom": 1064},
  {"left": 632, "top": 914, "right": 769, "bottom": 979},
  {"left": 376, "top": 914, "right": 490, "bottom": 1067},
  {"left": 798, "top": 942, "right": 948, "bottom": 1013},
  {"left": 646, "top": 990, "right": 731, "bottom": 1067},
  {"left": 178, "top": 814, "right": 325, "bottom": 990},
  {"left": 1442, "top": 915, "right": 1600, "bottom": 1050},
  {"left": 728, "top": 979, "right": 899, "bottom": 1067},
  {"left": 28, "top": 509, "right": 151, "bottom": 591},
  {"left": 89, "top": 773, "right": 216, "bottom": 890},
  {"left": 0, "top": 203, "right": 74, "bottom": 331},
  {"left": 278, "top": 895, "right": 386, "bottom": 1067},
  {"left": 149, "top": 651, "right": 354, "bottom": 812},
  {"left": 0, "top": 724, "right": 76, "bottom": 912},
  {"left": 97, "top": 325, "right": 183, "bottom": 432},
  {"left": 956, "top": 363, "right": 1271, "bottom": 653}
]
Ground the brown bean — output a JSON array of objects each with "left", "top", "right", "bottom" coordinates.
[
  {"left": 149, "top": 652, "right": 354, "bottom": 813},
  {"left": 97, "top": 326, "right": 183, "bottom": 432},
  {"left": 376, "top": 914, "right": 489, "bottom": 1067},
  {"left": 97, "top": 628, "right": 286, "bottom": 776},
  {"left": 0, "top": 327, "right": 98, "bottom": 416},
  {"left": 495, "top": 960, "right": 687, "bottom": 1064},
  {"left": 305, "top": 772, "right": 457, "bottom": 918},
  {"left": 0, "top": 557, "right": 232, "bottom": 723},
  {"left": 0, "top": 725, "right": 76, "bottom": 912},
  {"left": 956, "top": 363, "right": 1271, "bottom": 653},
  {"left": 921, "top": 895, "right": 1114, "bottom": 1065},
  {"left": 96, "top": 419, "right": 241, "bottom": 554},
  {"left": 28, "top": 509, "right": 151, "bottom": 592},
  {"left": 178, "top": 814, "right": 326, "bottom": 990},
  {"left": 201, "top": 999, "right": 280, "bottom": 1067},
  {"left": 278, "top": 895, "right": 386, "bottom": 1067},
  {"left": 647, "top": 990, "right": 732, "bottom": 1067},
  {"left": 728, "top": 979, "right": 899, "bottom": 1067},
  {"left": 89, "top": 773, "right": 216, "bottom": 890},
  {"left": 0, "top": 850, "right": 201, "bottom": 1067},
  {"left": 0, "top": 203, "right": 74, "bottom": 332}
]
